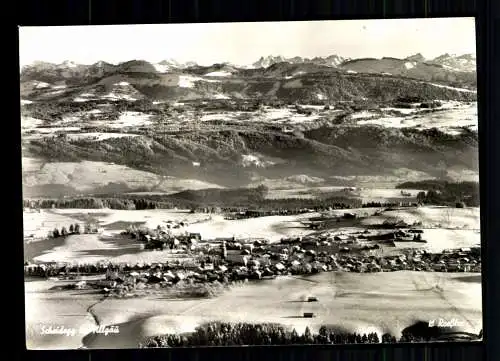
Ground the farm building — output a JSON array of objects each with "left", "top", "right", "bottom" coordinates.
[
  {"left": 215, "top": 237, "right": 235, "bottom": 243},
  {"left": 244, "top": 210, "right": 269, "bottom": 218},
  {"left": 189, "top": 233, "right": 202, "bottom": 241},
  {"left": 225, "top": 251, "right": 249, "bottom": 265},
  {"left": 343, "top": 212, "right": 356, "bottom": 219}
]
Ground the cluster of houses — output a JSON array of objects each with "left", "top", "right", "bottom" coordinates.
[
  {"left": 123, "top": 222, "right": 200, "bottom": 251},
  {"left": 213, "top": 236, "right": 481, "bottom": 275},
  {"left": 25, "top": 221, "right": 481, "bottom": 283},
  {"left": 43, "top": 244, "right": 480, "bottom": 295},
  {"left": 224, "top": 209, "right": 297, "bottom": 220},
  {"left": 24, "top": 215, "right": 481, "bottom": 289}
]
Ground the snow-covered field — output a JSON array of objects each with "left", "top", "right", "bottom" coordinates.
[
  {"left": 32, "top": 234, "right": 120, "bottom": 264},
  {"left": 187, "top": 214, "right": 315, "bottom": 242},
  {"left": 213, "top": 93, "right": 230, "bottom": 99},
  {"left": 380, "top": 107, "right": 419, "bottom": 115},
  {"left": 101, "top": 92, "right": 137, "bottom": 101},
  {"left": 74, "top": 97, "right": 96, "bottom": 102},
  {"left": 65, "top": 132, "right": 140, "bottom": 142},
  {"left": 36, "top": 127, "right": 81, "bottom": 133},
  {"left": 350, "top": 111, "right": 380, "bottom": 119},
  {"left": 107, "top": 112, "right": 153, "bottom": 128},
  {"left": 23, "top": 160, "right": 160, "bottom": 191},
  {"left": 21, "top": 116, "right": 44, "bottom": 129},
  {"left": 53, "top": 208, "right": 206, "bottom": 229},
  {"left": 29, "top": 206, "right": 479, "bottom": 253},
  {"left": 199, "top": 111, "right": 251, "bottom": 122},
  {"left": 327, "top": 168, "right": 455, "bottom": 188},
  {"left": 23, "top": 209, "right": 318, "bottom": 263},
  {"left": 411, "top": 228, "right": 480, "bottom": 252},
  {"left": 427, "top": 82, "right": 477, "bottom": 93},
  {"left": 361, "top": 206, "right": 480, "bottom": 230},
  {"left": 205, "top": 71, "right": 232, "bottom": 77},
  {"left": 298, "top": 104, "right": 328, "bottom": 111},
  {"left": 34, "top": 81, "right": 50, "bottom": 89},
  {"left": 24, "top": 204, "right": 482, "bottom": 349},
  {"left": 22, "top": 101, "right": 477, "bottom": 141},
  {"left": 24, "top": 208, "right": 211, "bottom": 263},
  {"left": 22, "top": 159, "right": 224, "bottom": 195},
  {"left": 356, "top": 102, "right": 477, "bottom": 133},
  {"left": 25, "top": 270, "right": 482, "bottom": 349},
  {"left": 198, "top": 106, "right": 329, "bottom": 124},
  {"left": 152, "top": 63, "right": 171, "bottom": 73},
  {"left": 22, "top": 157, "right": 45, "bottom": 173},
  {"left": 250, "top": 175, "right": 326, "bottom": 191},
  {"left": 178, "top": 75, "right": 219, "bottom": 88},
  {"left": 23, "top": 210, "right": 83, "bottom": 239},
  {"left": 241, "top": 154, "right": 279, "bottom": 168},
  {"left": 265, "top": 186, "right": 423, "bottom": 201},
  {"left": 258, "top": 107, "right": 322, "bottom": 124},
  {"left": 49, "top": 209, "right": 316, "bottom": 243},
  {"left": 23, "top": 111, "right": 155, "bottom": 134},
  {"left": 60, "top": 111, "right": 153, "bottom": 129}
]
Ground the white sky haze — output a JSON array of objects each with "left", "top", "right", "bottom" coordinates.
[{"left": 19, "top": 18, "right": 476, "bottom": 67}]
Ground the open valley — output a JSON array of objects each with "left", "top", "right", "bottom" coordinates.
[{"left": 21, "top": 19, "right": 481, "bottom": 349}]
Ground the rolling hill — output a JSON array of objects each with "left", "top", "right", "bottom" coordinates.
[
  {"left": 20, "top": 66, "right": 476, "bottom": 104},
  {"left": 20, "top": 53, "right": 478, "bottom": 198},
  {"left": 20, "top": 52, "right": 476, "bottom": 102},
  {"left": 22, "top": 123, "right": 478, "bottom": 194}
]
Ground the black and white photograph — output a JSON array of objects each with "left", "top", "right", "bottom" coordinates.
[{"left": 20, "top": 18, "right": 481, "bottom": 349}]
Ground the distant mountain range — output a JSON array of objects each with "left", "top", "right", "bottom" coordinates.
[
  {"left": 19, "top": 52, "right": 476, "bottom": 104},
  {"left": 252, "top": 54, "right": 347, "bottom": 68},
  {"left": 21, "top": 52, "right": 476, "bottom": 74},
  {"left": 251, "top": 53, "right": 476, "bottom": 72}
]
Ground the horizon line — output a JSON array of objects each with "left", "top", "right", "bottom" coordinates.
[{"left": 21, "top": 51, "right": 477, "bottom": 69}]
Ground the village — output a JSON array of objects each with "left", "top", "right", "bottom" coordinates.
[{"left": 24, "top": 212, "right": 481, "bottom": 297}]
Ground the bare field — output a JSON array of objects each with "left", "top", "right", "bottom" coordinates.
[{"left": 25, "top": 271, "right": 482, "bottom": 349}]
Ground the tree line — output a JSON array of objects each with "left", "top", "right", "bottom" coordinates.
[
  {"left": 22, "top": 98, "right": 166, "bottom": 122},
  {"left": 397, "top": 180, "right": 479, "bottom": 207},
  {"left": 48, "top": 222, "right": 99, "bottom": 238},
  {"left": 24, "top": 186, "right": 365, "bottom": 211},
  {"left": 140, "top": 322, "right": 475, "bottom": 347},
  {"left": 158, "top": 187, "right": 364, "bottom": 210},
  {"left": 141, "top": 323, "right": 383, "bottom": 347},
  {"left": 23, "top": 198, "right": 169, "bottom": 210},
  {"left": 23, "top": 195, "right": 420, "bottom": 212}
]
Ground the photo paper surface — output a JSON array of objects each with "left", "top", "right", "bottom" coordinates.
[{"left": 20, "top": 18, "right": 481, "bottom": 349}]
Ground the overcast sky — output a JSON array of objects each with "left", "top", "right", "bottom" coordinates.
[{"left": 19, "top": 18, "right": 476, "bottom": 67}]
